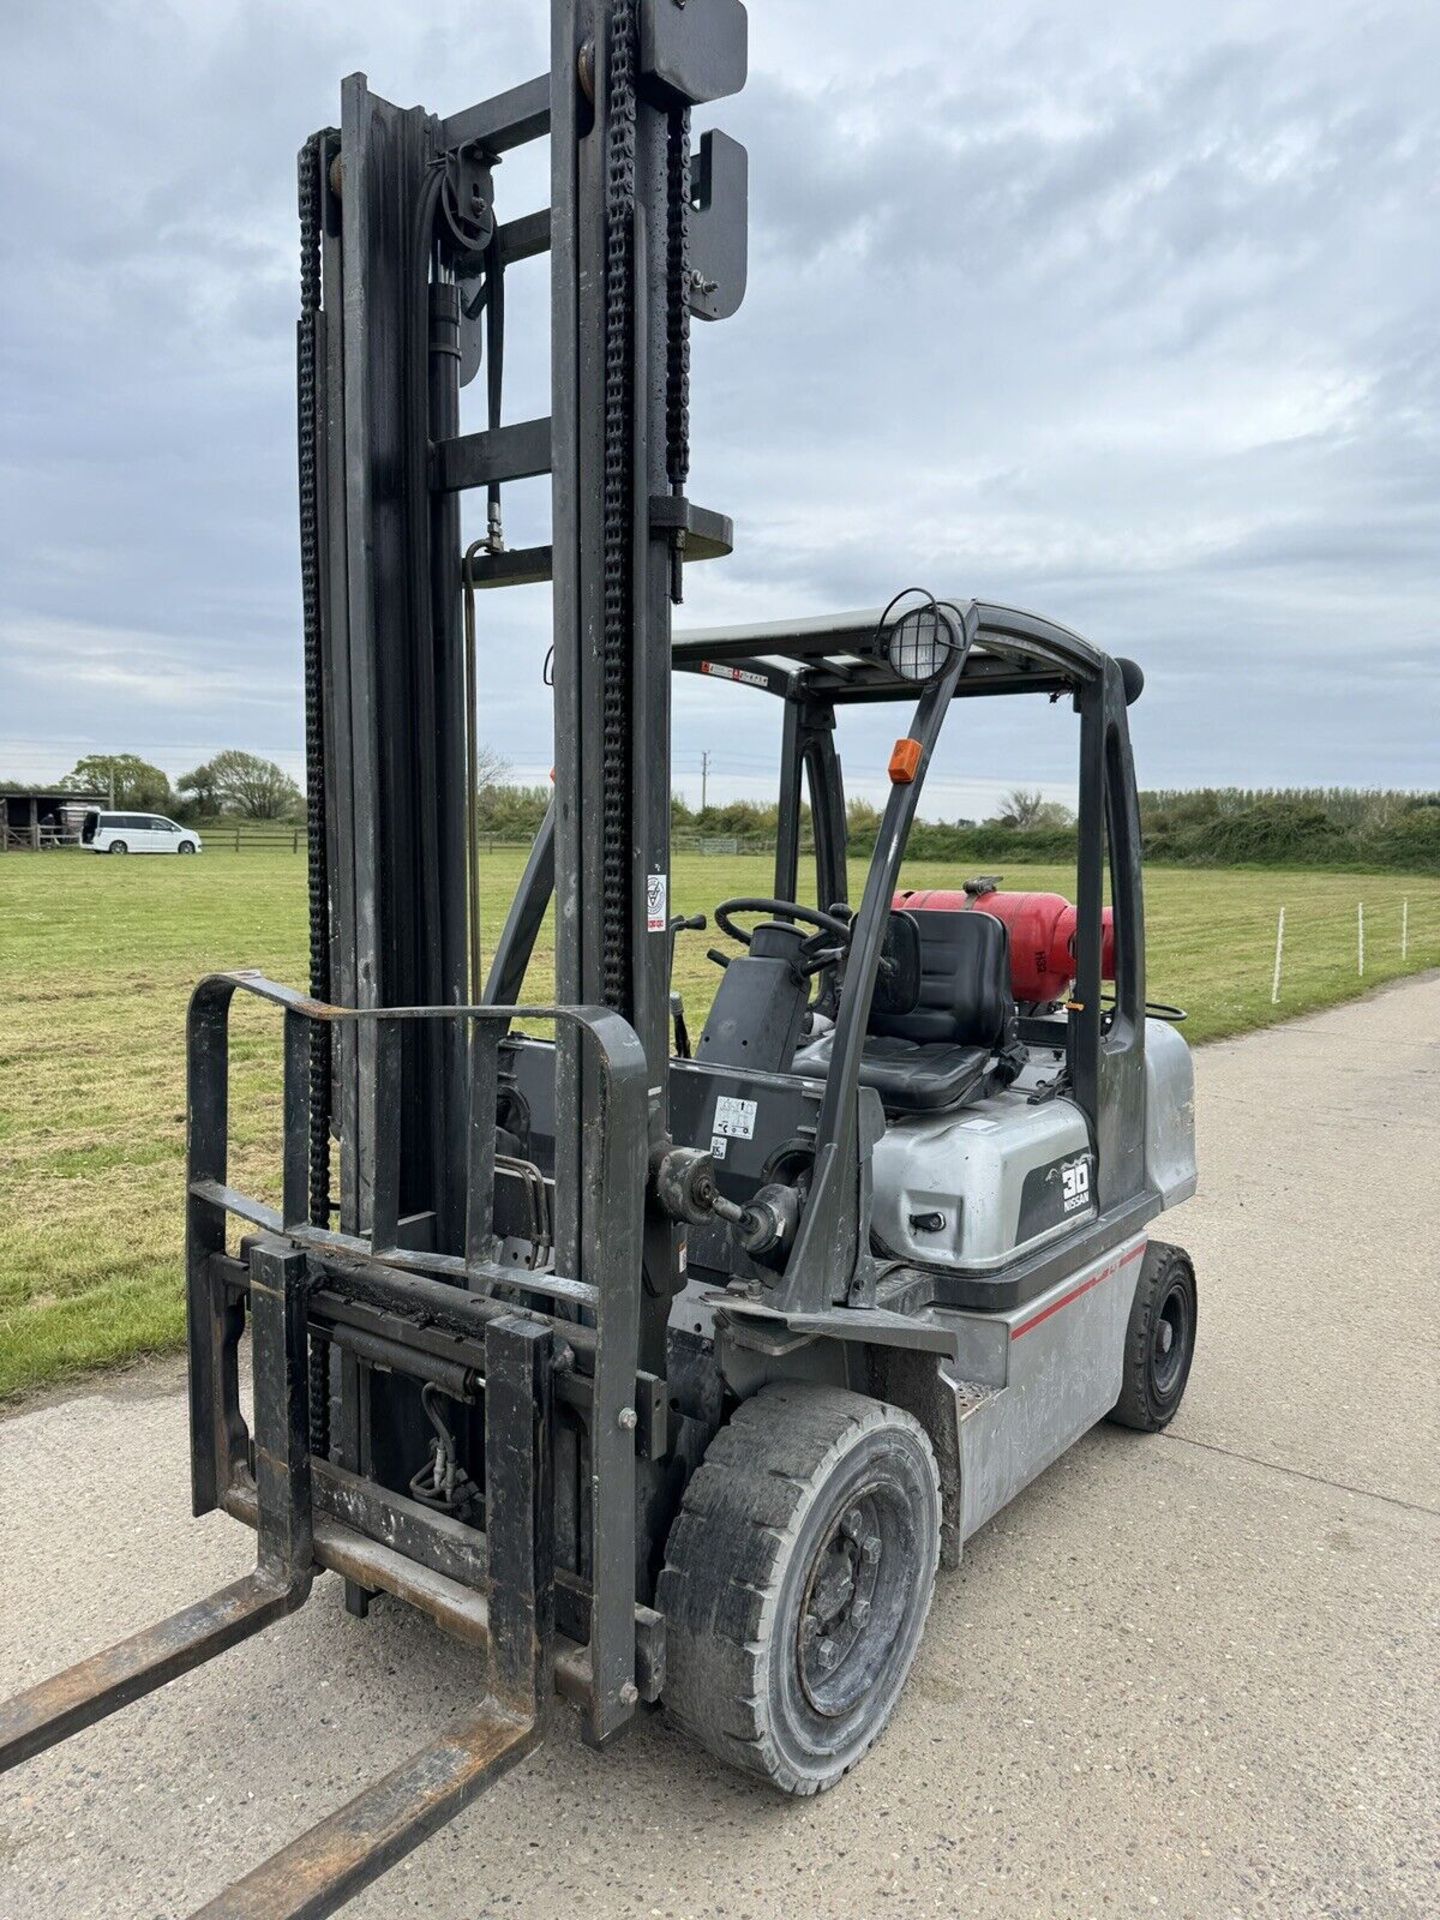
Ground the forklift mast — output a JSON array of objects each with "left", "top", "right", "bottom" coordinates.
[{"left": 304, "top": 3, "right": 746, "bottom": 1359}]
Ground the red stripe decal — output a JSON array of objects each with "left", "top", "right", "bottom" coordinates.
[{"left": 1010, "top": 1241, "right": 1145, "bottom": 1340}]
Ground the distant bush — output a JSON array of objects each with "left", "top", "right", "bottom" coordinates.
[
  {"left": 854, "top": 788, "right": 1440, "bottom": 871},
  {"left": 475, "top": 782, "right": 552, "bottom": 839},
  {"left": 468, "top": 783, "right": 1440, "bottom": 873},
  {"left": 1138, "top": 789, "right": 1440, "bottom": 871}
]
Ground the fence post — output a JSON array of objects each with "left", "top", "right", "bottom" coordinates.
[
  {"left": 1357, "top": 901, "right": 1364, "bottom": 978},
  {"left": 1401, "top": 897, "right": 1408, "bottom": 962},
  {"left": 1270, "top": 905, "right": 1285, "bottom": 1005}
]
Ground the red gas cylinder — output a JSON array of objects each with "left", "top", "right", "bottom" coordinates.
[{"left": 893, "top": 886, "right": 1114, "bottom": 1004}]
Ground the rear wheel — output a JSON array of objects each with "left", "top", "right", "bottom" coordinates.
[
  {"left": 659, "top": 1383, "right": 940, "bottom": 1794},
  {"left": 1108, "top": 1240, "right": 1196, "bottom": 1432},
  {"left": 108, "top": 840, "right": 128, "bottom": 854}
]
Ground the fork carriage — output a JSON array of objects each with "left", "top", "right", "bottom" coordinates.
[{"left": 185, "top": 978, "right": 655, "bottom": 1746}]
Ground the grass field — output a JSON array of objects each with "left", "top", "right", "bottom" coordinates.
[{"left": 3, "top": 847, "right": 1437, "bottom": 1400}]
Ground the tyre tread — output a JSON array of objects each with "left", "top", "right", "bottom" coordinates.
[
  {"left": 658, "top": 1383, "right": 939, "bottom": 1794},
  {"left": 1108, "top": 1238, "right": 1197, "bottom": 1432}
]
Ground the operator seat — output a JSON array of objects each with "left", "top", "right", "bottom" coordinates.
[{"left": 795, "top": 909, "right": 1020, "bottom": 1115}]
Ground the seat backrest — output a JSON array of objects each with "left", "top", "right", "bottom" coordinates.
[{"left": 868, "top": 909, "right": 1012, "bottom": 1049}]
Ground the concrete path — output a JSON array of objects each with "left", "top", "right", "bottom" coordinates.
[{"left": 3, "top": 978, "right": 1438, "bottom": 1919}]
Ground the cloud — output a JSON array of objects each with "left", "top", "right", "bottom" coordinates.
[
  {"left": 3, "top": 615, "right": 293, "bottom": 712},
  {"left": 0, "top": 0, "right": 1436, "bottom": 807}
]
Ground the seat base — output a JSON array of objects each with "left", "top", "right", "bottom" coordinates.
[{"left": 793, "top": 1031, "right": 995, "bottom": 1115}]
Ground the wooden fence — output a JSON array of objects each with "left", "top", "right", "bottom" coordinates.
[{"left": 190, "top": 823, "right": 304, "bottom": 852}]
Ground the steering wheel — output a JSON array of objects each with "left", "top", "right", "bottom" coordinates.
[{"left": 711, "top": 897, "right": 855, "bottom": 976}]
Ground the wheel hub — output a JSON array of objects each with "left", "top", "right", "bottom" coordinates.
[
  {"left": 797, "top": 1493, "right": 886, "bottom": 1717},
  {"left": 1151, "top": 1281, "right": 1188, "bottom": 1394}
]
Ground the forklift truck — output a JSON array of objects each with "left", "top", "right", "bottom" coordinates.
[{"left": 0, "top": 1, "right": 1197, "bottom": 1909}]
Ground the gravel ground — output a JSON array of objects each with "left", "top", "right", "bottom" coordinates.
[{"left": 3, "top": 975, "right": 1437, "bottom": 1919}]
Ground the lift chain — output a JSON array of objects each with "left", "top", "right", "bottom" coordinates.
[
  {"left": 664, "top": 104, "right": 691, "bottom": 602},
  {"left": 600, "top": 2, "right": 638, "bottom": 1013},
  {"left": 297, "top": 128, "right": 334, "bottom": 1458}
]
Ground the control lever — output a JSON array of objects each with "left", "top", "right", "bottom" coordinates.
[
  {"left": 666, "top": 909, "right": 707, "bottom": 968},
  {"left": 666, "top": 914, "right": 707, "bottom": 1057},
  {"left": 670, "top": 989, "right": 692, "bottom": 1059}
]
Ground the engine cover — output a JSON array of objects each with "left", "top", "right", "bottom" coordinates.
[{"left": 870, "top": 1092, "right": 1095, "bottom": 1272}]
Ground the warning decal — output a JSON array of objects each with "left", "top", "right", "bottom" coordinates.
[
  {"left": 712, "top": 1094, "right": 758, "bottom": 1140},
  {"left": 700, "top": 660, "right": 770, "bottom": 690},
  {"left": 646, "top": 871, "right": 668, "bottom": 933}
]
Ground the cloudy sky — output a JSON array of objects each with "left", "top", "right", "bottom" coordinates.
[{"left": 2, "top": 0, "right": 1436, "bottom": 817}]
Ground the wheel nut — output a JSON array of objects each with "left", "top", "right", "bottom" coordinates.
[
  {"left": 842, "top": 1507, "right": 863, "bottom": 1540},
  {"left": 851, "top": 1598, "right": 871, "bottom": 1627},
  {"left": 861, "top": 1533, "right": 881, "bottom": 1564},
  {"left": 800, "top": 1612, "right": 820, "bottom": 1643},
  {"left": 816, "top": 1637, "right": 839, "bottom": 1671}
]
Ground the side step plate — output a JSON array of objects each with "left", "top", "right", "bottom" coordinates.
[
  {"left": 190, "top": 1704, "right": 539, "bottom": 1920},
  {"left": 0, "top": 1570, "right": 306, "bottom": 1772}
]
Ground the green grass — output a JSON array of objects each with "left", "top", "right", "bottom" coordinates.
[{"left": 2, "top": 847, "right": 1438, "bottom": 1401}]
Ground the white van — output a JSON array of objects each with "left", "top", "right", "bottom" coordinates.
[{"left": 82, "top": 810, "right": 202, "bottom": 855}]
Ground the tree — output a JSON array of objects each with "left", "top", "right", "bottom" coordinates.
[
  {"left": 989, "top": 786, "right": 1075, "bottom": 830},
  {"left": 60, "top": 754, "right": 172, "bottom": 810},
  {"left": 474, "top": 743, "right": 511, "bottom": 793},
  {"left": 203, "top": 749, "right": 303, "bottom": 820},
  {"left": 177, "top": 761, "right": 223, "bottom": 816},
  {"left": 474, "top": 782, "right": 550, "bottom": 839}
]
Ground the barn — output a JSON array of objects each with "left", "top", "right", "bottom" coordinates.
[{"left": 0, "top": 790, "right": 105, "bottom": 851}]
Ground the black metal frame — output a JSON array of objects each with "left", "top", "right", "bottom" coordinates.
[
  {"left": 667, "top": 602, "right": 1152, "bottom": 1314},
  {"left": 671, "top": 600, "right": 1148, "bottom": 1225}
]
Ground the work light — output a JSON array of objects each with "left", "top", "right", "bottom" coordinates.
[{"left": 876, "top": 590, "right": 964, "bottom": 682}]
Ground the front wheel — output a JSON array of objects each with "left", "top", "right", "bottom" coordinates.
[
  {"left": 108, "top": 840, "right": 129, "bottom": 854},
  {"left": 1108, "top": 1240, "right": 1197, "bottom": 1432},
  {"left": 659, "top": 1384, "right": 940, "bottom": 1794},
  {"left": 177, "top": 840, "right": 197, "bottom": 854}
]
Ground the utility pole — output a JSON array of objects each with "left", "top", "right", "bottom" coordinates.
[
  {"left": 107, "top": 760, "right": 115, "bottom": 809},
  {"left": 700, "top": 749, "right": 710, "bottom": 813}
]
